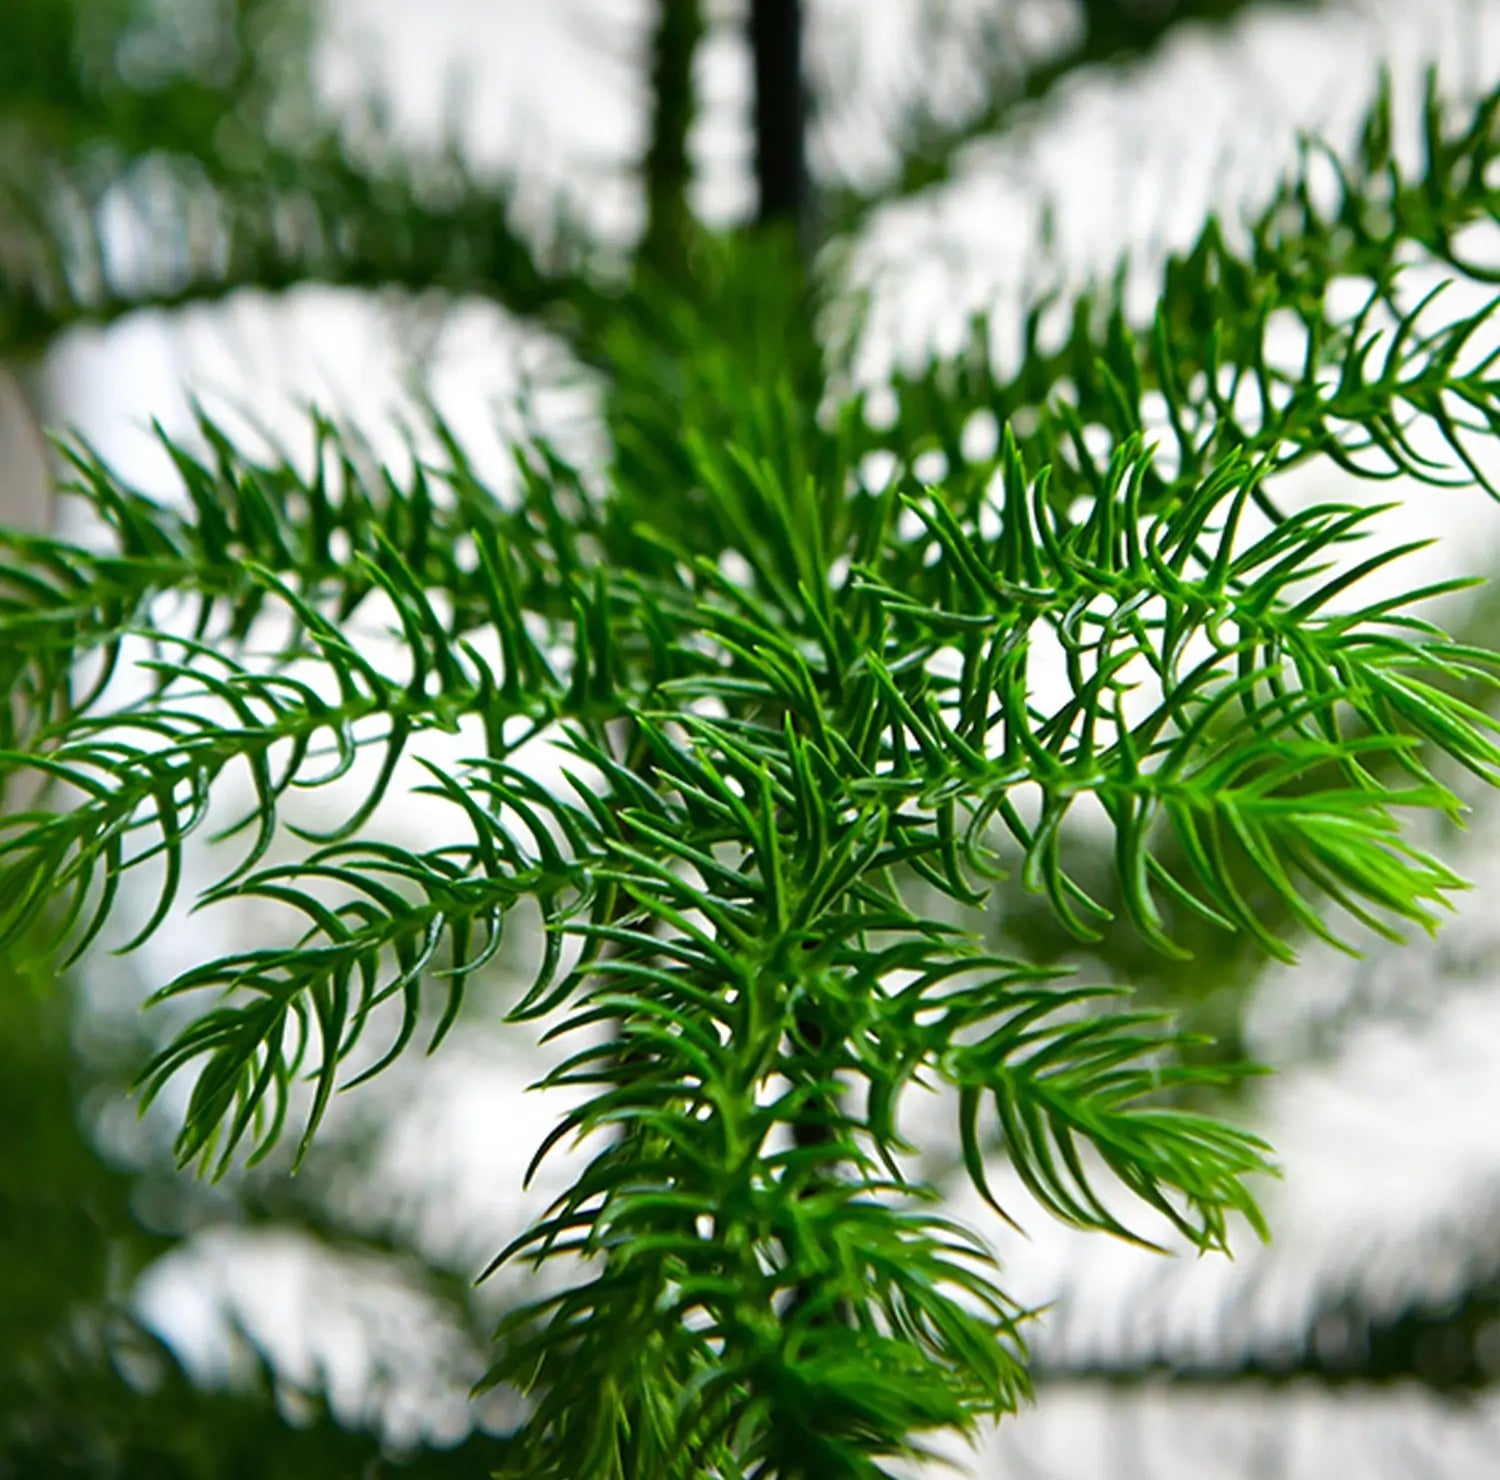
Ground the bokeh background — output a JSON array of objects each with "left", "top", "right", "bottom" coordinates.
[{"left": 5, "top": 2, "right": 1500, "bottom": 1475}]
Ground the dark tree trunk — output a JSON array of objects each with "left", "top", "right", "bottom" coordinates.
[
  {"left": 749, "top": 0, "right": 807, "bottom": 236},
  {"left": 642, "top": 0, "right": 705, "bottom": 270}
]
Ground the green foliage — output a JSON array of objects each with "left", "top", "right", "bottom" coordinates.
[{"left": 6, "top": 8, "right": 1500, "bottom": 1474}]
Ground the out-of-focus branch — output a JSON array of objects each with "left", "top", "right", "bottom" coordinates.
[
  {"left": 0, "top": 140, "right": 611, "bottom": 361},
  {"left": 1030, "top": 1268, "right": 1500, "bottom": 1390},
  {"left": 0, "top": 1, "right": 613, "bottom": 360},
  {"left": 824, "top": 0, "right": 1323, "bottom": 234}
]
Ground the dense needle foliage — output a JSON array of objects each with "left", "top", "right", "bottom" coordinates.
[{"left": 5, "top": 1, "right": 1500, "bottom": 1471}]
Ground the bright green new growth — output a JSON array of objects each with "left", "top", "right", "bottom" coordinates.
[{"left": 4, "top": 72, "right": 1500, "bottom": 1477}]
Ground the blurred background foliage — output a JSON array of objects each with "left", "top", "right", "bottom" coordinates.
[{"left": 5, "top": 0, "right": 1500, "bottom": 1475}]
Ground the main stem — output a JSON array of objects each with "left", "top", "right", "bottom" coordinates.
[{"left": 744, "top": 0, "right": 834, "bottom": 1196}]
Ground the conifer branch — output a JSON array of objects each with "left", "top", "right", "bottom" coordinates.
[{"left": 5, "top": 66, "right": 1500, "bottom": 1480}]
